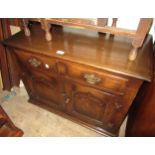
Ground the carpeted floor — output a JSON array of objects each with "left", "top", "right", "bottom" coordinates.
[{"left": 0, "top": 86, "right": 126, "bottom": 137}]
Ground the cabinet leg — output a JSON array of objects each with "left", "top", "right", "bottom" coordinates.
[{"left": 128, "top": 48, "right": 138, "bottom": 61}]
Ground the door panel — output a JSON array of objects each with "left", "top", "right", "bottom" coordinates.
[
  {"left": 64, "top": 81, "right": 119, "bottom": 127},
  {"left": 16, "top": 54, "right": 63, "bottom": 110}
]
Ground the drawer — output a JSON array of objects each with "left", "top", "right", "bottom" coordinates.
[
  {"left": 14, "top": 49, "right": 57, "bottom": 75},
  {"left": 57, "top": 61, "right": 128, "bottom": 94}
]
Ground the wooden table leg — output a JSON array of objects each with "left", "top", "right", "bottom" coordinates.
[
  {"left": 129, "top": 18, "right": 153, "bottom": 61},
  {"left": 41, "top": 19, "right": 52, "bottom": 41},
  {"left": 22, "top": 18, "right": 31, "bottom": 37}
]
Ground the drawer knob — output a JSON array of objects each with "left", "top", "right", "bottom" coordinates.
[
  {"left": 84, "top": 73, "right": 101, "bottom": 85},
  {"left": 28, "top": 58, "right": 41, "bottom": 68}
]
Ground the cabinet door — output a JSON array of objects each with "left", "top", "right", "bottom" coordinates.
[
  {"left": 21, "top": 70, "right": 63, "bottom": 110},
  {"left": 64, "top": 81, "right": 119, "bottom": 128}
]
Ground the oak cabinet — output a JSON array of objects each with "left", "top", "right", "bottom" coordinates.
[{"left": 3, "top": 23, "right": 153, "bottom": 136}]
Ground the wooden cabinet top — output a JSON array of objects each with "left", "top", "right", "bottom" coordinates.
[{"left": 3, "top": 24, "right": 153, "bottom": 81}]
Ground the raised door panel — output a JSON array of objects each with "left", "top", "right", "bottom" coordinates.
[
  {"left": 64, "top": 81, "right": 122, "bottom": 131},
  {"left": 72, "top": 91, "right": 106, "bottom": 125},
  {"left": 21, "top": 71, "right": 63, "bottom": 110}
]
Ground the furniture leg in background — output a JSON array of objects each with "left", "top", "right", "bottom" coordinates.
[
  {"left": 0, "top": 71, "right": 3, "bottom": 90},
  {"left": 0, "top": 106, "right": 23, "bottom": 137},
  {"left": 0, "top": 19, "right": 12, "bottom": 90},
  {"left": 0, "top": 19, "right": 22, "bottom": 90}
]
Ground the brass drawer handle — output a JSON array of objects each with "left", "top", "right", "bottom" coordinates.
[
  {"left": 28, "top": 58, "right": 41, "bottom": 68},
  {"left": 84, "top": 73, "right": 102, "bottom": 85}
]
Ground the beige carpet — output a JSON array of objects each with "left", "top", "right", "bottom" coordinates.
[{"left": 0, "top": 86, "right": 126, "bottom": 137}]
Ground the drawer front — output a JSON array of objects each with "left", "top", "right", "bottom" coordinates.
[
  {"left": 57, "top": 61, "right": 128, "bottom": 94},
  {"left": 14, "top": 49, "right": 57, "bottom": 76}
]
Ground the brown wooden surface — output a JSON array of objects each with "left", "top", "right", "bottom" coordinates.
[
  {"left": 8, "top": 18, "right": 22, "bottom": 27},
  {"left": 0, "top": 19, "right": 22, "bottom": 90},
  {"left": 2, "top": 23, "right": 154, "bottom": 136},
  {"left": 3, "top": 23, "right": 153, "bottom": 81},
  {"left": 26, "top": 18, "right": 153, "bottom": 61},
  {"left": 0, "top": 19, "right": 12, "bottom": 90},
  {"left": 1, "top": 18, "right": 21, "bottom": 90},
  {"left": 0, "top": 106, "right": 23, "bottom": 137},
  {"left": 126, "top": 44, "right": 155, "bottom": 137},
  {"left": 132, "top": 18, "right": 153, "bottom": 48},
  {"left": 29, "top": 18, "right": 153, "bottom": 47},
  {"left": 0, "top": 19, "right": 23, "bottom": 90},
  {"left": 11, "top": 45, "right": 143, "bottom": 135}
]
